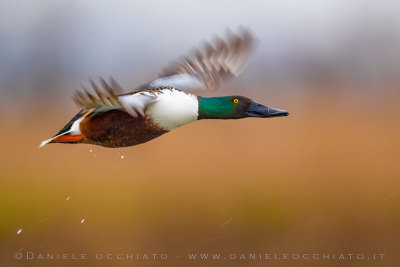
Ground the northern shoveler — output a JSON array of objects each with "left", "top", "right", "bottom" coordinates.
[{"left": 40, "top": 29, "right": 289, "bottom": 148}]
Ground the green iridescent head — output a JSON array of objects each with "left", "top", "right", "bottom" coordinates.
[{"left": 197, "top": 96, "right": 289, "bottom": 120}]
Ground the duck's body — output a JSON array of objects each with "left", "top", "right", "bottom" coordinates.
[
  {"left": 81, "top": 109, "right": 167, "bottom": 148},
  {"left": 80, "top": 88, "right": 197, "bottom": 148},
  {"left": 40, "top": 29, "right": 289, "bottom": 149}
]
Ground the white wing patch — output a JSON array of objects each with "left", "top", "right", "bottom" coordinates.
[
  {"left": 145, "top": 74, "right": 204, "bottom": 91},
  {"left": 118, "top": 93, "right": 155, "bottom": 118},
  {"left": 145, "top": 89, "right": 199, "bottom": 131}
]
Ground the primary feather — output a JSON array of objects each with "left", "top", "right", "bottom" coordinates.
[{"left": 138, "top": 27, "right": 256, "bottom": 91}]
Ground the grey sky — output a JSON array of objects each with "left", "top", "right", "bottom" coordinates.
[{"left": 1, "top": 0, "right": 399, "bottom": 101}]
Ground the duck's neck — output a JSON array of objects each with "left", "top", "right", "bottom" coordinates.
[{"left": 197, "top": 96, "right": 236, "bottom": 119}]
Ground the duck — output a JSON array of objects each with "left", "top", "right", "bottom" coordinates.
[{"left": 40, "top": 29, "right": 289, "bottom": 148}]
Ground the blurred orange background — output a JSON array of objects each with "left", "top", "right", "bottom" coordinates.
[{"left": 1, "top": 1, "right": 400, "bottom": 266}]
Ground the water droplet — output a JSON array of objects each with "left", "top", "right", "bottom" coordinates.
[
  {"left": 66, "top": 197, "right": 70, "bottom": 201},
  {"left": 89, "top": 149, "right": 93, "bottom": 153},
  {"left": 121, "top": 155, "right": 124, "bottom": 159},
  {"left": 385, "top": 191, "right": 398, "bottom": 200},
  {"left": 219, "top": 218, "right": 233, "bottom": 228},
  {"left": 80, "top": 219, "right": 85, "bottom": 224},
  {"left": 17, "top": 229, "right": 22, "bottom": 235}
]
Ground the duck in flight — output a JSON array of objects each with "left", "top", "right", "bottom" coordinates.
[{"left": 40, "top": 29, "right": 289, "bottom": 148}]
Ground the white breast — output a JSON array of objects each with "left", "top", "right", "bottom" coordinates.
[{"left": 145, "top": 89, "right": 199, "bottom": 131}]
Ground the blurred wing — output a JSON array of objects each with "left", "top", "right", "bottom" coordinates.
[
  {"left": 73, "top": 78, "right": 155, "bottom": 118},
  {"left": 138, "top": 28, "right": 256, "bottom": 91}
]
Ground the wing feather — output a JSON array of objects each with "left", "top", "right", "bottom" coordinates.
[
  {"left": 139, "top": 27, "right": 256, "bottom": 91},
  {"left": 73, "top": 78, "right": 156, "bottom": 118}
]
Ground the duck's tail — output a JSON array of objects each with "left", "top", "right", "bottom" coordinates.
[{"left": 39, "top": 109, "right": 93, "bottom": 148}]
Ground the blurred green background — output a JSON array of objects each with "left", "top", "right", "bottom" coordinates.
[{"left": 1, "top": 0, "right": 400, "bottom": 266}]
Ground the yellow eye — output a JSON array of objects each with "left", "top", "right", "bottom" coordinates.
[{"left": 233, "top": 98, "right": 239, "bottom": 103}]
